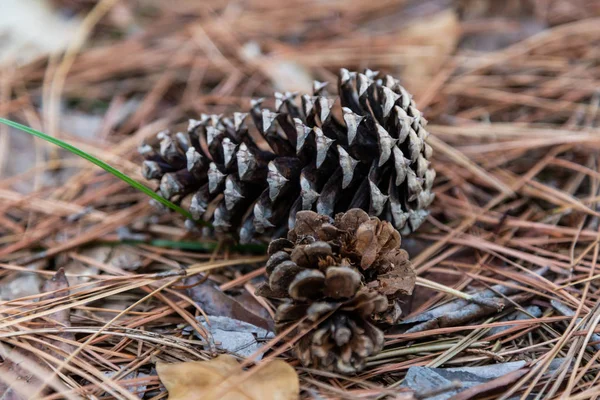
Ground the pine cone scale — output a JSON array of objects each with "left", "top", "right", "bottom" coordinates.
[
  {"left": 288, "top": 270, "right": 325, "bottom": 301},
  {"left": 323, "top": 267, "right": 361, "bottom": 299}
]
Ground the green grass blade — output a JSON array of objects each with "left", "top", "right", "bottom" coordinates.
[{"left": 0, "top": 117, "right": 197, "bottom": 221}]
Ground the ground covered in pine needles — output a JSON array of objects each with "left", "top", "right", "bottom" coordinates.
[{"left": 2, "top": 0, "right": 600, "bottom": 398}]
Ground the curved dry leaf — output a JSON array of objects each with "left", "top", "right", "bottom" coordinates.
[
  {"left": 194, "top": 316, "right": 274, "bottom": 359},
  {"left": 187, "top": 277, "right": 273, "bottom": 331},
  {"left": 157, "top": 354, "right": 299, "bottom": 400}
]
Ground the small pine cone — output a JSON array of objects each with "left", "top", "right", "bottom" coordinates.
[
  {"left": 256, "top": 209, "right": 416, "bottom": 373},
  {"left": 140, "top": 68, "right": 435, "bottom": 243}
]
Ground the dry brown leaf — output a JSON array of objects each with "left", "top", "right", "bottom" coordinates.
[
  {"left": 187, "top": 277, "right": 273, "bottom": 331},
  {"left": 157, "top": 354, "right": 299, "bottom": 400}
]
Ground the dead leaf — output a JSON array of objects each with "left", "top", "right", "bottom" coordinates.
[
  {"left": 236, "top": 290, "right": 273, "bottom": 322},
  {"left": 487, "top": 305, "right": 542, "bottom": 337},
  {"left": 402, "top": 359, "right": 569, "bottom": 400},
  {"left": 187, "top": 316, "right": 274, "bottom": 359},
  {"left": 157, "top": 354, "right": 299, "bottom": 400},
  {"left": 449, "top": 368, "right": 529, "bottom": 400},
  {"left": 552, "top": 300, "right": 600, "bottom": 350},
  {"left": 186, "top": 277, "right": 273, "bottom": 331}
]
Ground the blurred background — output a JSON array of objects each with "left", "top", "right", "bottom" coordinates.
[
  {"left": 1, "top": 2, "right": 600, "bottom": 396},
  {"left": 1, "top": 0, "right": 599, "bottom": 192}
]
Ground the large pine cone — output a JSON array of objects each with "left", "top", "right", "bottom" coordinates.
[
  {"left": 140, "top": 68, "right": 435, "bottom": 243},
  {"left": 256, "top": 209, "right": 416, "bottom": 373}
]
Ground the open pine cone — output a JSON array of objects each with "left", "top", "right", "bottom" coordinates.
[
  {"left": 140, "top": 68, "right": 435, "bottom": 243},
  {"left": 256, "top": 209, "right": 416, "bottom": 373}
]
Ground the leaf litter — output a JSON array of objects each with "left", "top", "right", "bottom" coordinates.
[
  {"left": 157, "top": 354, "right": 299, "bottom": 400},
  {"left": 1, "top": 0, "right": 600, "bottom": 399}
]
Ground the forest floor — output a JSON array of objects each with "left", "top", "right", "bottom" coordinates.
[{"left": 1, "top": 0, "right": 600, "bottom": 399}]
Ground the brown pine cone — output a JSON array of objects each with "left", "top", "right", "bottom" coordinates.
[
  {"left": 140, "top": 68, "right": 435, "bottom": 243},
  {"left": 256, "top": 209, "right": 416, "bottom": 373}
]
